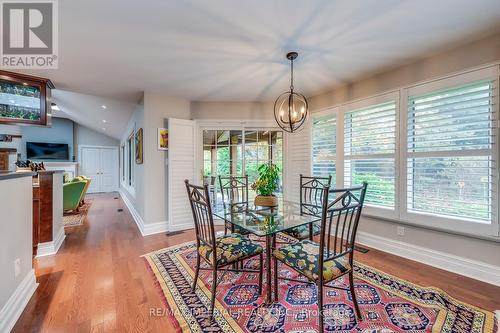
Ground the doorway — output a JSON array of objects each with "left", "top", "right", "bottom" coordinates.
[{"left": 79, "top": 146, "right": 119, "bottom": 193}]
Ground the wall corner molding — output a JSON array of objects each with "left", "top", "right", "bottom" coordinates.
[
  {"left": 0, "top": 269, "right": 37, "bottom": 333},
  {"left": 35, "top": 227, "right": 66, "bottom": 258},
  {"left": 119, "top": 189, "right": 168, "bottom": 236},
  {"left": 357, "top": 231, "right": 500, "bottom": 287}
]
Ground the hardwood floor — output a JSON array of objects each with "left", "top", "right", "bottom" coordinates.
[{"left": 13, "top": 193, "right": 500, "bottom": 332}]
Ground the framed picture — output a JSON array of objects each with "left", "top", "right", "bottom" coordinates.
[
  {"left": 135, "top": 128, "right": 143, "bottom": 164},
  {"left": 158, "top": 128, "right": 168, "bottom": 150}
]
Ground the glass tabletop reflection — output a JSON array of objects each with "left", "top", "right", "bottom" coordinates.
[{"left": 211, "top": 200, "right": 321, "bottom": 237}]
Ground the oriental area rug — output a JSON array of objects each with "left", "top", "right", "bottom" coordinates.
[{"left": 143, "top": 237, "right": 498, "bottom": 333}]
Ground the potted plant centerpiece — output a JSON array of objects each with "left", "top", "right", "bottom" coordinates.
[{"left": 252, "top": 163, "right": 280, "bottom": 207}]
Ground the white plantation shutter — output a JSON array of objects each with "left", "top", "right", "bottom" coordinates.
[
  {"left": 344, "top": 100, "right": 397, "bottom": 208},
  {"left": 407, "top": 80, "right": 497, "bottom": 223},
  {"left": 312, "top": 112, "right": 336, "bottom": 182},
  {"left": 284, "top": 119, "right": 311, "bottom": 202},
  {"left": 168, "top": 118, "right": 196, "bottom": 231}
]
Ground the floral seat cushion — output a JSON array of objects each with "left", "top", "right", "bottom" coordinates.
[
  {"left": 198, "top": 233, "right": 263, "bottom": 266},
  {"left": 273, "top": 240, "right": 350, "bottom": 282},
  {"left": 282, "top": 222, "right": 321, "bottom": 240}
]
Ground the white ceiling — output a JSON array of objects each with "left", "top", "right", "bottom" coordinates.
[
  {"left": 17, "top": 0, "right": 500, "bottom": 104},
  {"left": 52, "top": 90, "right": 137, "bottom": 139}
]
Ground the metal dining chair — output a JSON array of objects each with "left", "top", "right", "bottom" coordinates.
[
  {"left": 282, "top": 174, "right": 332, "bottom": 241},
  {"left": 218, "top": 175, "right": 251, "bottom": 235},
  {"left": 273, "top": 182, "right": 368, "bottom": 332},
  {"left": 185, "top": 180, "right": 264, "bottom": 320}
]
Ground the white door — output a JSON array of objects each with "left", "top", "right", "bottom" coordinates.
[
  {"left": 100, "top": 148, "right": 119, "bottom": 192},
  {"left": 168, "top": 118, "right": 196, "bottom": 232},
  {"left": 81, "top": 147, "right": 100, "bottom": 193},
  {"left": 80, "top": 146, "right": 119, "bottom": 193}
]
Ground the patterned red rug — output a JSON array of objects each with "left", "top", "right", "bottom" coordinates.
[{"left": 143, "top": 238, "right": 497, "bottom": 333}]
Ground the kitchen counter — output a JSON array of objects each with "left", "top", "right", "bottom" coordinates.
[{"left": 0, "top": 171, "right": 36, "bottom": 180}]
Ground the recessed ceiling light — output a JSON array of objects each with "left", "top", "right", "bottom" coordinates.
[
  {"left": 22, "top": 82, "right": 28, "bottom": 86},
  {"left": 102, "top": 119, "right": 107, "bottom": 123},
  {"left": 101, "top": 105, "right": 107, "bottom": 109}
]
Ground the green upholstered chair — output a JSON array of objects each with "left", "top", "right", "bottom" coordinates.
[
  {"left": 63, "top": 181, "right": 87, "bottom": 212},
  {"left": 72, "top": 176, "right": 91, "bottom": 205}
]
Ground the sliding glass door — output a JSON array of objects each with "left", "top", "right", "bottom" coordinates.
[{"left": 202, "top": 128, "right": 283, "bottom": 198}]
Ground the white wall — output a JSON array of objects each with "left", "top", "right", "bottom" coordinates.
[
  {"left": 142, "top": 93, "right": 191, "bottom": 225},
  {"left": 74, "top": 123, "right": 120, "bottom": 160},
  {"left": 119, "top": 93, "right": 191, "bottom": 234},
  {"left": 191, "top": 101, "right": 272, "bottom": 120},
  {"left": 120, "top": 98, "right": 146, "bottom": 222},
  {"left": 0, "top": 175, "right": 37, "bottom": 332}
]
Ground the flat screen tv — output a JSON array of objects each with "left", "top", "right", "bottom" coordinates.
[{"left": 27, "top": 142, "right": 69, "bottom": 160}]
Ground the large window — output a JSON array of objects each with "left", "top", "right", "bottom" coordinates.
[
  {"left": 308, "top": 65, "right": 499, "bottom": 236},
  {"left": 203, "top": 129, "right": 283, "bottom": 194},
  {"left": 312, "top": 112, "right": 336, "bottom": 183},
  {"left": 344, "top": 101, "right": 396, "bottom": 208},
  {"left": 407, "top": 80, "right": 495, "bottom": 222}
]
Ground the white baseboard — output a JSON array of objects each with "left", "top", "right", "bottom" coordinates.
[
  {"left": 357, "top": 231, "right": 500, "bottom": 287},
  {"left": 36, "top": 227, "right": 66, "bottom": 258},
  {"left": 143, "top": 220, "right": 169, "bottom": 236},
  {"left": 0, "top": 269, "right": 37, "bottom": 333},
  {"left": 169, "top": 222, "right": 194, "bottom": 233},
  {"left": 119, "top": 189, "right": 168, "bottom": 236}
]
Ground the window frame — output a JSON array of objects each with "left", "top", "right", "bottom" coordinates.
[
  {"left": 311, "top": 107, "right": 338, "bottom": 182},
  {"left": 198, "top": 124, "right": 284, "bottom": 191},
  {"left": 339, "top": 91, "right": 400, "bottom": 220},
  {"left": 400, "top": 67, "right": 499, "bottom": 236},
  {"left": 309, "top": 64, "right": 500, "bottom": 237}
]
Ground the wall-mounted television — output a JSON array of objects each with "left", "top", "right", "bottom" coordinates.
[{"left": 27, "top": 142, "right": 69, "bottom": 160}]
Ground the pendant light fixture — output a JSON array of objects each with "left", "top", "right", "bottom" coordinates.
[{"left": 273, "top": 51, "right": 308, "bottom": 133}]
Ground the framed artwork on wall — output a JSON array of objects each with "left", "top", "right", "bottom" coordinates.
[
  {"left": 158, "top": 128, "right": 168, "bottom": 150},
  {"left": 135, "top": 128, "right": 143, "bottom": 164}
]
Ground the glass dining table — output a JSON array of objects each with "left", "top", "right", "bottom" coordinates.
[{"left": 211, "top": 199, "right": 321, "bottom": 303}]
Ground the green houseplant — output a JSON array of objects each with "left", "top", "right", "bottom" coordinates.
[{"left": 251, "top": 163, "right": 280, "bottom": 207}]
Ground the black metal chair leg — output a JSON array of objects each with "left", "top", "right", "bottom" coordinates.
[
  {"left": 318, "top": 282, "right": 324, "bottom": 333},
  {"left": 258, "top": 253, "right": 263, "bottom": 295},
  {"left": 273, "top": 256, "right": 278, "bottom": 302},
  {"left": 210, "top": 268, "right": 217, "bottom": 321},
  {"left": 192, "top": 253, "right": 201, "bottom": 291},
  {"left": 309, "top": 223, "right": 313, "bottom": 241},
  {"left": 349, "top": 271, "right": 362, "bottom": 321}
]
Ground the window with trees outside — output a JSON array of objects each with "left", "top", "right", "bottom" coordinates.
[
  {"left": 312, "top": 113, "right": 336, "bottom": 183},
  {"left": 344, "top": 101, "right": 397, "bottom": 208},
  {"left": 203, "top": 129, "right": 283, "bottom": 199},
  {"left": 309, "top": 66, "right": 499, "bottom": 236},
  {"left": 407, "top": 80, "right": 495, "bottom": 223}
]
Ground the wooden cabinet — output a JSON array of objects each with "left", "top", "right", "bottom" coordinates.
[
  {"left": 32, "top": 171, "right": 58, "bottom": 256},
  {"left": 0, "top": 70, "right": 55, "bottom": 126}
]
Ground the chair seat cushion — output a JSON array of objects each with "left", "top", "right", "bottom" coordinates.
[
  {"left": 198, "top": 233, "right": 263, "bottom": 266},
  {"left": 273, "top": 240, "right": 350, "bottom": 282},
  {"left": 225, "top": 221, "right": 251, "bottom": 235},
  {"left": 282, "top": 222, "right": 321, "bottom": 240}
]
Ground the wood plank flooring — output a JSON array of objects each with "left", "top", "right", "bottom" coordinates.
[{"left": 12, "top": 193, "right": 500, "bottom": 332}]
